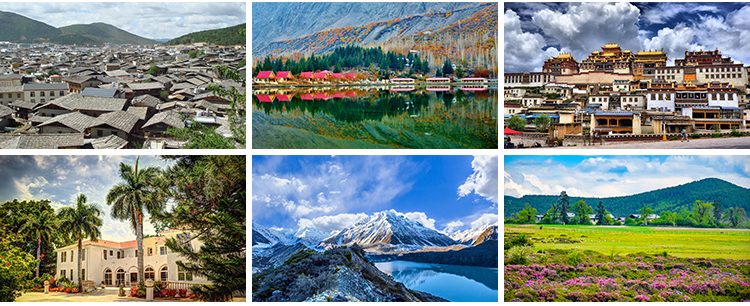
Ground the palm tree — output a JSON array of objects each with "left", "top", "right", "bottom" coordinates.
[
  {"left": 58, "top": 194, "right": 103, "bottom": 291},
  {"left": 106, "top": 157, "right": 162, "bottom": 285},
  {"left": 20, "top": 209, "right": 58, "bottom": 278}
]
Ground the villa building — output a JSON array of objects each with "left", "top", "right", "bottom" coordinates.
[{"left": 54, "top": 228, "right": 206, "bottom": 287}]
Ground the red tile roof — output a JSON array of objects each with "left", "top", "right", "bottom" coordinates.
[
  {"left": 255, "top": 71, "right": 275, "bottom": 79},
  {"left": 344, "top": 73, "right": 357, "bottom": 79},
  {"left": 276, "top": 94, "right": 294, "bottom": 102},
  {"left": 275, "top": 71, "right": 293, "bottom": 79},
  {"left": 331, "top": 73, "right": 344, "bottom": 79},
  {"left": 331, "top": 92, "right": 344, "bottom": 98},
  {"left": 314, "top": 72, "right": 329, "bottom": 79},
  {"left": 314, "top": 93, "right": 330, "bottom": 100},
  {"left": 300, "top": 72, "right": 315, "bottom": 78},
  {"left": 255, "top": 94, "right": 274, "bottom": 102}
]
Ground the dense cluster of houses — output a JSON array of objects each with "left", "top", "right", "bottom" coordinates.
[
  {"left": 0, "top": 41, "right": 245, "bottom": 148},
  {"left": 253, "top": 70, "right": 358, "bottom": 85},
  {"left": 534, "top": 212, "right": 660, "bottom": 224}
]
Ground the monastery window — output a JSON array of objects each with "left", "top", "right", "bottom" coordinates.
[
  {"left": 105, "top": 269, "right": 113, "bottom": 286},
  {"left": 30, "top": 92, "right": 35, "bottom": 97},
  {"left": 16, "top": 94, "right": 20, "bottom": 98},
  {"left": 160, "top": 266, "right": 168, "bottom": 281},
  {"left": 145, "top": 267, "right": 155, "bottom": 281},
  {"left": 31, "top": 99, "right": 35, "bottom": 103},
  {"left": 41, "top": 99, "right": 45, "bottom": 103},
  {"left": 40, "top": 91, "right": 45, "bottom": 97},
  {"left": 59, "top": 91, "right": 64, "bottom": 96},
  {"left": 177, "top": 265, "right": 192, "bottom": 281},
  {"left": 50, "top": 91, "right": 54, "bottom": 97}
]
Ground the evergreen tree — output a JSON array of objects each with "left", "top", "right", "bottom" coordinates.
[
  {"left": 713, "top": 199, "right": 723, "bottom": 223},
  {"left": 157, "top": 156, "right": 246, "bottom": 301},
  {"left": 442, "top": 58, "right": 454, "bottom": 75},
  {"left": 595, "top": 201, "right": 607, "bottom": 225},
  {"left": 558, "top": 191, "right": 570, "bottom": 225}
]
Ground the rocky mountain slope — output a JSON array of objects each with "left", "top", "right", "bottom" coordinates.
[
  {"left": 252, "top": 245, "right": 448, "bottom": 302},
  {"left": 252, "top": 2, "right": 474, "bottom": 52},
  {"left": 319, "top": 210, "right": 456, "bottom": 252}
]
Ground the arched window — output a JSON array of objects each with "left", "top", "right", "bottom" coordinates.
[
  {"left": 160, "top": 266, "right": 168, "bottom": 281},
  {"left": 116, "top": 268, "right": 125, "bottom": 286},
  {"left": 145, "top": 267, "right": 155, "bottom": 281},
  {"left": 104, "top": 269, "right": 112, "bottom": 286}
]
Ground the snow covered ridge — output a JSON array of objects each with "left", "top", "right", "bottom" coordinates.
[
  {"left": 319, "top": 210, "right": 456, "bottom": 250},
  {"left": 449, "top": 221, "right": 499, "bottom": 245}
]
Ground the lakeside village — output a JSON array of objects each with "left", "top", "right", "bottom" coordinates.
[
  {"left": 0, "top": 41, "right": 245, "bottom": 149},
  {"left": 504, "top": 43, "right": 750, "bottom": 147},
  {"left": 252, "top": 47, "right": 497, "bottom": 101}
]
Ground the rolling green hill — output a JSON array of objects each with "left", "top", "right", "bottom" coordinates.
[
  {"left": 0, "top": 10, "right": 61, "bottom": 42},
  {"left": 504, "top": 178, "right": 750, "bottom": 218},
  {"left": 164, "top": 23, "right": 245, "bottom": 46},
  {"left": 59, "top": 23, "right": 159, "bottom": 45}
]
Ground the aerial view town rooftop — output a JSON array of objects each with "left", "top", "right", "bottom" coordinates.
[{"left": 0, "top": 3, "right": 246, "bottom": 149}]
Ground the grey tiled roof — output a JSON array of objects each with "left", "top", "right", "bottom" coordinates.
[
  {"left": 92, "top": 110, "right": 139, "bottom": 132},
  {"left": 132, "top": 94, "right": 161, "bottom": 108},
  {"left": 105, "top": 70, "right": 130, "bottom": 77},
  {"left": 81, "top": 87, "right": 118, "bottom": 98},
  {"left": 63, "top": 75, "right": 97, "bottom": 84},
  {"left": 23, "top": 83, "right": 69, "bottom": 91},
  {"left": 0, "top": 104, "right": 14, "bottom": 117},
  {"left": 38, "top": 112, "right": 97, "bottom": 132},
  {"left": 0, "top": 133, "right": 84, "bottom": 149},
  {"left": 83, "top": 134, "right": 128, "bottom": 149},
  {"left": 127, "top": 82, "right": 164, "bottom": 91},
  {"left": 143, "top": 111, "right": 185, "bottom": 129},
  {"left": 126, "top": 106, "right": 148, "bottom": 121},
  {"left": 9, "top": 100, "right": 39, "bottom": 110},
  {"left": 156, "top": 101, "right": 177, "bottom": 110},
  {"left": 38, "top": 94, "right": 127, "bottom": 113},
  {"left": 0, "top": 85, "right": 22, "bottom": 93},
  {"left": 170, "top": 82, "right": 195, "bottom": 91}
]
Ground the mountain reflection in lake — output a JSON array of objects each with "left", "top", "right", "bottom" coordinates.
[
  {"left": 375, "top": 260, "right": 498, "bottom": 302},
  {"left": 252, "top": 86, "right": 498, "bottom": 149}
]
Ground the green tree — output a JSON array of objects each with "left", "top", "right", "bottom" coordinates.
[
  {"left": 58, "top": 194, "right": 102, "bottom": 291},
  {"left": 146, "top": 63, "right": 157, "bottom": 75},
  {"left": 724, "top": 207, "right": 747, "bottom": 227},
  {"left": 442, "top": 59, "right": 454, "bottom": 76},
  {"left": 713, "top": 199, "right": 723, "bottom": 223},
  {"left": 159, "top": 90, "right": 169, "bottom": 100},
  {"left": 692, "top": 200, "right": 713, "bottom": 224},
  {"left": 533, "top": 114, "right": 552, "bottom": 132},
  {"left": 572, "top": 200, "right": 593, "bottom": 225},
  {"left": 595, "top": 201, "right": 607, "bottom": 225},
  {"left": 454, "top": 65, "right": 464, "bottom": 78},
  {"left": 189, "top": 50, "right": 197, "bottom": 58},
  {"left": 20, "top": 209, "right": 58, "bottom": 278},
  {"left": 558, "top": 191, "right": 570, "bottom": 225},
  {"left": 105, "top": 157, "right": 162, "bottom": 285},
  {"left": 641, "top": 206, "right": 654, "bottom": 226},
  {"left": 508, "top": 115, "right": 525, "bottom": 132},
  {"left": 0, "top": 227, "right": 36, "bottom": 301},
  {"left": 156, "top": 156, "right": 246, "bottom": 301},
  {"left": 517, "top": 203, "right": 537, "bottom": 224}
]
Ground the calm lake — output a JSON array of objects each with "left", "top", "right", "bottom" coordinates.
[
  {"left": 374, "top": 260, "right": 498, "bottom": 302},
  {"left": 252, "top": 86, "right": 498, "bottom": 149}
]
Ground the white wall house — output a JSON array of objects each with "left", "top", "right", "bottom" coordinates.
[{"left": 55, "top": 229, "right": 207, "bottom": 287}]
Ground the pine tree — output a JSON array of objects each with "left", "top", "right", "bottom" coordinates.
[
  {"left": 158, "top": 156, "right": 246, "bottom": 302},
  {"left": 596, "top": 201, "right": 606, "bottom": 225},
  {"left": 713, "top": 199, "right": 723, "bottom": 223},
  {"left": 558, "top": 191, "right": 570, "bottom": 225}
]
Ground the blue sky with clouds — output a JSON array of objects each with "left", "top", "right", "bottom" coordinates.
[
  {"left": 252, "top": 155, "right": 499, "bottom": 234},
  {"left": 505, "top": 2, "right": 750, "bottom": 73},
  {"left": 0, "top": 2, "right": 245, "bottom": 40},
  {"left": 505, "top": 155, "right": 750, "bottom": 198},
  {"left": 0, "top": 155, "right": 176, "bottom": 242}
]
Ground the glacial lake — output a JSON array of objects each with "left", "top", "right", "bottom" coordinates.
[
  {"left": 374, "top": 260, "right": 498, "bottom": 302},
  {"left": 252, "top": 86, "right": 498, "bottom": 149}
]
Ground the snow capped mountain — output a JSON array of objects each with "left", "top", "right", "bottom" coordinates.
[
  {"left": 252, "top": 221, "right": 290, "bottom": 246},
  {"left": 293, "top": 226, "right": 331, "bottom": 248},
  {"left": 319, "top": 210, "right": 456, "bottom": 250},
  {"left": 450, "top": 221, "right": 499, "bottom": 245}
]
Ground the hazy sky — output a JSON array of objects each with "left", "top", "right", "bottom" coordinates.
[
  {"left": 0, "top": 155, "right": 176, "bottom": 242},
  {"left": 0, "top": 2, "right": 246, "bottom": 40},
  {"left": 505, "top": 2, "right": 750, "bottom": 72},
  {"left": 505, "top": 155, "right": 750, "bottom": 198},
  {"left": 252, "top": 155, "right": 499, "bottom": 234}
]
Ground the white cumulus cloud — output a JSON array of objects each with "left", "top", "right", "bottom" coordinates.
[
  {"left": 458, "top": 155, "right": 498, "bottom": 204},
  {"left": 298, "top": 213, "right": 369, "bottom": 233}
]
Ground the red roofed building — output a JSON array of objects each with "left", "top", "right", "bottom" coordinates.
[
  {"left": 314, "top": 72, "right": 330, "bottom": 79},
  {"left": 254, "top": 71, "right": 275, "bottom": 83},
  {"left": 276, "top": 94, "right": 294, "bottom": 102},
  {"left": 255, "top": 94, "right": 275, "bottom": 102},
  {"left": 275, "top": 71, "right": 294, "bottom": 82},
  {"left": 331, "top": 73, "right": 344, "bottom": 79},
  {"left": 344, "top": 73, "right": 357, "bottom": 80},
  {"left": 54, "top": 228, "right": 207, "bottom": 287},
  {"left": 299, "top": 72, "right": 315, "bottom": 79}
]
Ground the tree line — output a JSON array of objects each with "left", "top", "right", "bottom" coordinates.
[
  {"left": 506, "top": 191, "right": 749, "bottom": 228},
  {"left": 0, "top": 156, "right": 245, "bottom": 302}
]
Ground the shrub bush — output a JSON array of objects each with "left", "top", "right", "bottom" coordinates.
[
  {"left": 507, "top": 245, "right": 534, "bottom": 265},
  {"left": 691, "top": 133, "right": 701, "bottom": 139},
  {"left": 730, "top": 129, "right": 743, "bottom": 137},
  {"left": 566, "top": 248, "right": 583, "bottom": 266}
]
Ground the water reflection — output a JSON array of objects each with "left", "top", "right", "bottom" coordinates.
[
  {"left": 375, "top": 260, "right": 498, "bottom": 302},
  {"left": 252, "top": 86, "right": 498, "bottom": 149}
]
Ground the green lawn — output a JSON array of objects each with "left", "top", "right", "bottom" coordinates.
[{"left": 505, "top": 224, "right": 750, "bottom": 259}]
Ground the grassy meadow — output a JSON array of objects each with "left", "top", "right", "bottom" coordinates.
[{"left": 505, "top": 224, "right": 750, "bottom": 259}]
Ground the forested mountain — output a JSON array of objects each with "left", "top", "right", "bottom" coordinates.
[
  {"left": 504, "top": 178, "right": 750, "bottom": 217},
  {"left": 0, "top": 11, "right": 61, "bottom": 42},
  {"left": 0, "top": 11, "right": 156, "bottom": 45},
  {"left": 164, "top": 23, "right": 245, "bottom": 46},
  {"left": 58, "top": 23, "right": 159, "bottom": 45}
]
